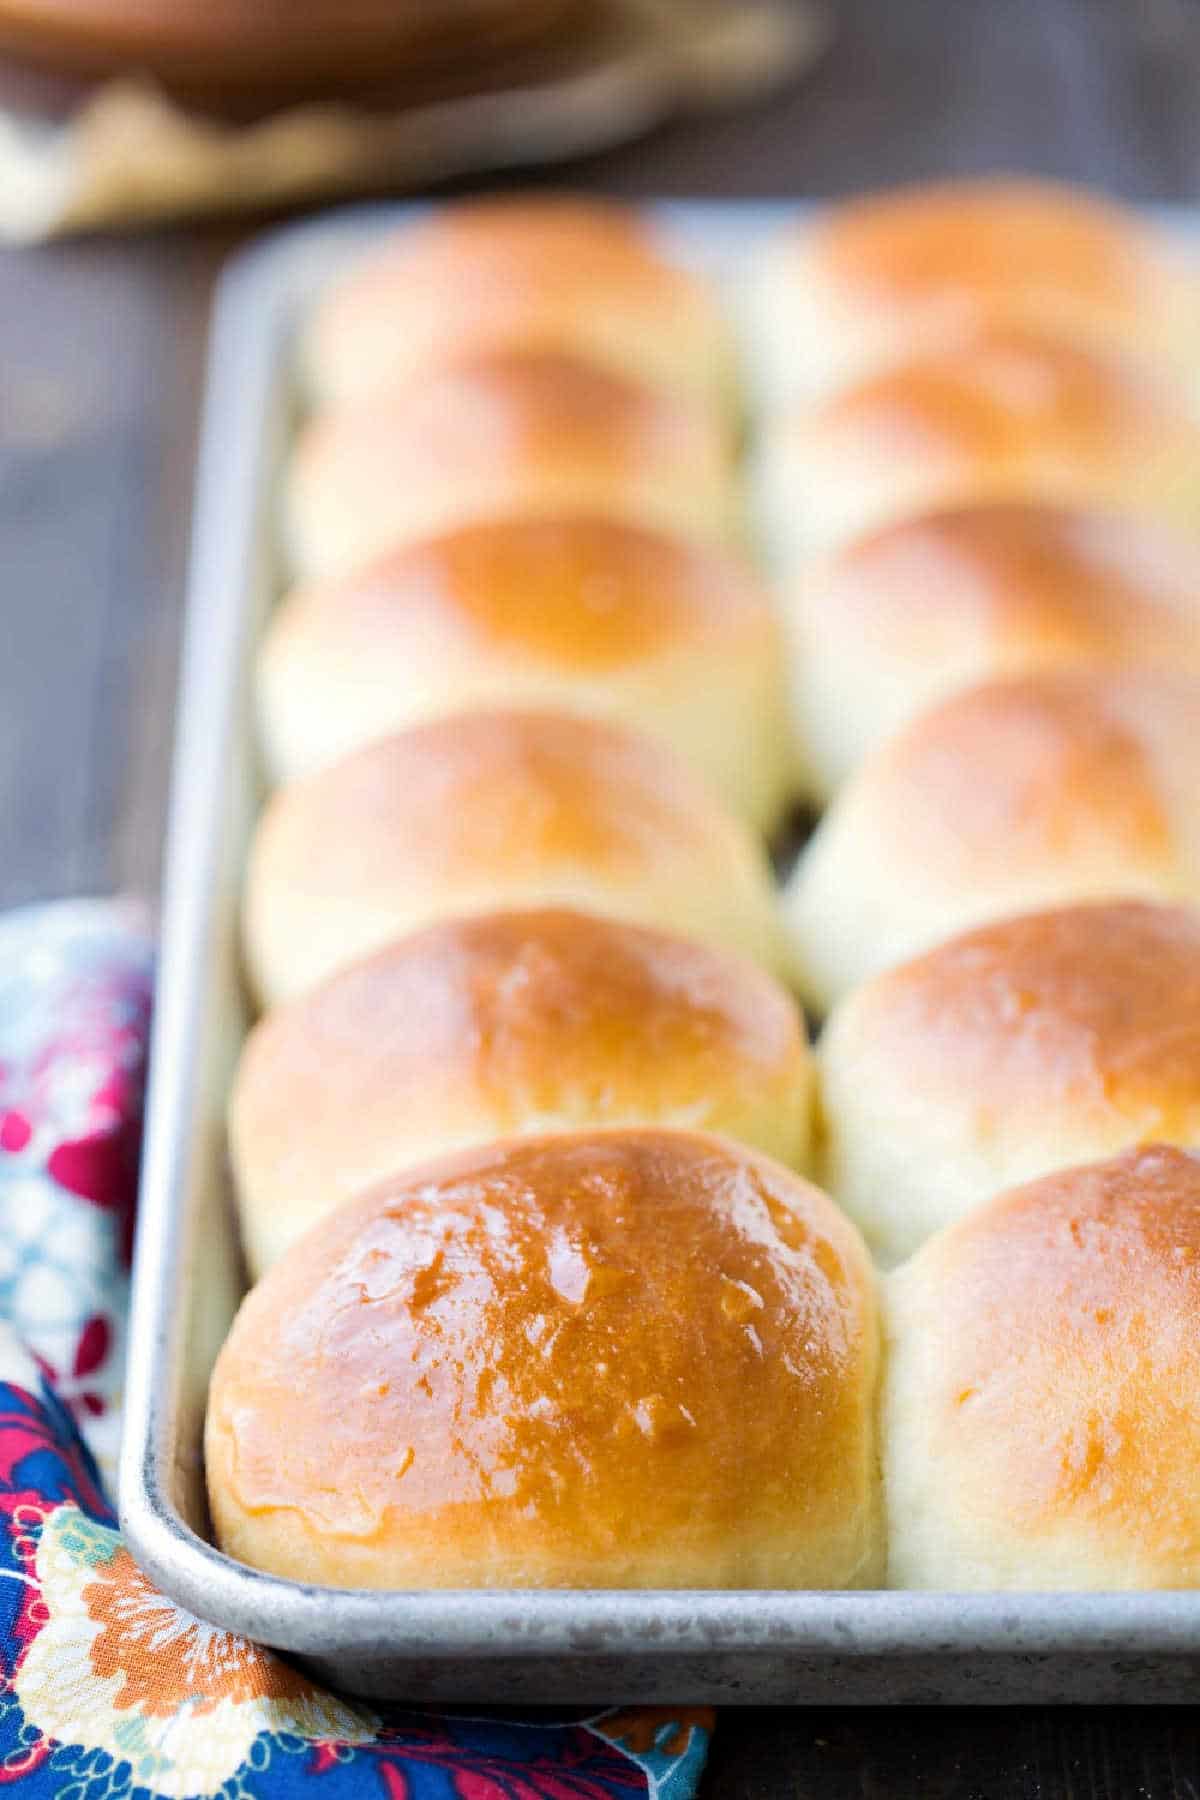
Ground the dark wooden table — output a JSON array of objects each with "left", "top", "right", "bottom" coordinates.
[{"left": 5, "top": 0, "right": 1200, "bottom": 1791}]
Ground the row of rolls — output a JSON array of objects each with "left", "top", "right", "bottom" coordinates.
[{"left": 208, "top": 181, "right": 1200, "bottom": 1594}]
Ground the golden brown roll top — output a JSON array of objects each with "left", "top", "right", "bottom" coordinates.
[
  {"left": 302, "top": 195, "right": 735, "bottom": 411},
  {"left": 206, "top": 1128, "right": 882, "bottom": 1590},
  {"left": 785, "top": 667, "right": 1200, "bottom": 1012},
  {"left": 283, "top": 350, "right": 739, "bottom": 580},
  {"left": 885, "top": 1145, "right": 1200, "bottom": 1589},
  {"left": 750, "top": 177, "right": 1198, "bottom": 405},
  {"left": 258, "top": 513, "right": 791, "bottom": 827},
  {"left": 786, "top": 502, "right": 1200, "bottom": 802},
  {"left": 243, "top": 708, "right": 786, "bottom": 1004},
  {"left": 756, "top": 325, "right": 1200, "bottom": 566},
  {"left": 231, "top": 907, "right": 814, "bottom": 1275},
  {"left": 820, "top": 900, "right": 1200, "bottom": 1265}
]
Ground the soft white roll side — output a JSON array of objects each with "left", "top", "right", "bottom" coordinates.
[
  {"left": 784, "top": 502, "right": 1200, "bottom": 803},
  {"left": 258, "top": 515, "right": 792, "bottom": 829},
  {"left": 819, "top": 900, "right": 1200, "bottom": 1265},
  {"left": 747, "top": 177, "right": 1199, "bottom": 406},
  {"left": 755, "top": 326, "right": 1200, "bottom": 568},
  {"left": 244, "top": 708, "right": 789, "bottom": 1005},
  {"left": 885, "top": 1146, "right": 1200, "bottom": 1589},
  {"left": 784, "top": 668, "right": 1200, "bottom": 1012},
  {"left": 284, "top": 351, "right": 739, "bottom": 581}
]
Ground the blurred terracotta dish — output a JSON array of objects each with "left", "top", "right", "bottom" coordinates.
[
  {"left": 0, "top": 0, "right": 585, "bottom": 101},
  {"left": 0, "top": 0, "right": 827, "bottom": 238}
]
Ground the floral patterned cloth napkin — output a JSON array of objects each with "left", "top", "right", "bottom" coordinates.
[{"left": 0, "top": 898, "right": 712, "bottom": 1799}]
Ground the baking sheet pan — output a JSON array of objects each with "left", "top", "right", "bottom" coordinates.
[{"left": 117, "top": 200, "right": 1200, "bottom": 1702}]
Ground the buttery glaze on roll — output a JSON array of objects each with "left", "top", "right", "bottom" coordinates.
[
  {"left": 821, "top": 900, "right": 1200, "bottom": 1265},
  {"left": 231, "top": 907, "right": 814, "bottom": 1275},
  {"left": 243, "top": 709, "right": 786, "bottom": 1004},
  {"left": 749, "top": 177, "right": 1198, "bottom": 405},
  {"left": 258, "top": 513, "right": 791, "bottom": 828},
  {"left": 206, "top": 1129, "right": 882, "bottom": 1590},
  {"left": 302, "top": 194, "right": 735, "bottom": 410},
  {"left": 784, "top": 668, "right": 1200, "bottom": 1012},
  {"left": 756, "top": 325, "right": 1200, "bottom": 565},
  {"left": 787, "top": 502, "right": 1200, "bottom": 802},
  {"left": 885, "top": 1145, "right": 1200, "bottom": 1589},
  {"left": 284, "top": 350, "right": 738, "bottom": 580}
]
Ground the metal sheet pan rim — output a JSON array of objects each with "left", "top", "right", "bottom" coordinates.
[
  {"left": 121, "top": 1470, "right": 1200, "bottom": 1659},
  {"left": 118, "top": 199, "right": 1200, "bottom": 1695}
]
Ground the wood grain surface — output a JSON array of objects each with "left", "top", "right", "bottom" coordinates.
[
  {"left": 702, "top": 1705, "right": 1200, "bottom": 1797},
  {"left": 3, "top": 0, "right": 1200, "bottom": 1790}
]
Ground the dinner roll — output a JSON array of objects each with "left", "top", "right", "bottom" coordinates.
[
  {"left": 821, "top": 901, "right": 1200, "bottom": 1266},
  {"left": 243, "top": 709, "right": 785, "bottom": 1004},
  {"left": 785, "top": 669, "right": 1200, "bottom": 1012},
  {"left": 207, "top": 1129, "right": 882, "bottom": 1589},
  {"left": 258, "top": 514, "right": 791, "bottom": 827},
  {"left": 231, "top": 907, "right": 814, "bottom": 1275},
  {"left": 787, "top": 502, "right": 1200, "bottom": 802},
  {"left": 885, "top": 1145, "right": 1200, "bottom": 1589},
  {"left": 302, "top": 195, "right": 734, "bottom": 411},
  {"left": 749, "top": 177, "right": 1197, "bottom": 405},
  {"left": 756, "top": 326, "right": 1200, "bottom": 566},
  {"left": 284, "top": 351, "right": 737, "bottom": 580}
]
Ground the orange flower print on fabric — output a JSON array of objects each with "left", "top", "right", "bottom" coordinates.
[
  {"left": 594, "top": 1708, "right": 716, "bottom": 1760},
  {"left": 14, "top": 1505, "right": 376, "bottom": 1799},
  {"left": 82, "top": 1541, "right": 317, "bottom": 1717}
]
